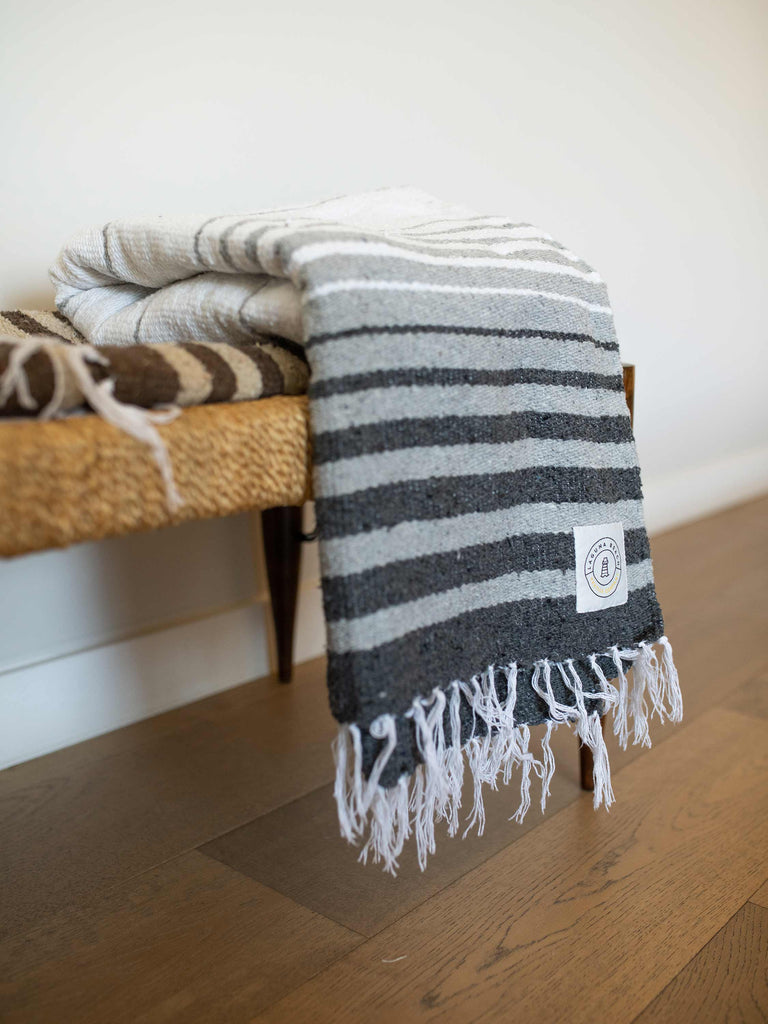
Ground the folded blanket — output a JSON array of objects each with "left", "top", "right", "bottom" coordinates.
[
  {"left": 50, "top": 188, "right": 682, "bottom": 871},
  {"left": 0, "top": 311, "right": 307, "bottom": 415}
]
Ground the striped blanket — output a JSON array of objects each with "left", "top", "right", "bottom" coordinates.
[
  {"left": 51, "top": 188, "right": 682, "bottom": 871},
  {"left": 0, "top": 310, "right": 308, "bottom": 416}
]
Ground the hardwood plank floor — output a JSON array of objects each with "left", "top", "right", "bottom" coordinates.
[
  {"left": 253, "top": 708, "right": 768, "bottom": 1024},
  {"left": 200, "top": 720, "right": 584, "bottom": 937},
  {"left": 1, "top": 494, "right": 767, "bottom": 1022},
  {"left": 751, "top": 880, "right": 768, "bottom": 912},
  {"left": 0, "top": 656, "right": 338, "bottom": 941},
  {"left": 634, "top": 901, "right": 768, "bottom": 1023},
  {"left": 0, "top": 852, "right": 362, "bottom": 1024}
]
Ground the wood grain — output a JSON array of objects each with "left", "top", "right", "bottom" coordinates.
[
  {"left": 0, "top": 656, "right": 337, "bottom": 940},
  {"left": 202, "top": 496, "right": 768, "bottom": 937},
  {"left": 253, "top": 708, "right": 768, "bottom": 1024},
  {"left": 201, "top": 719, "right": 584, "bottom": 937},
  {"left": 0, "top": 851, "right": 361, "bottom": 1024},
  {"left": 751, "top": 880, "right": 768, "bottom": 911},
  {"left": 727, "top": 668, "right": 768, "bottom": 721},
  {"left": 634, "top": 901, "right": 768, "bottom": 1023},
  {"left": 1, "top": 496, "right": 766, "bottom": 1023}
]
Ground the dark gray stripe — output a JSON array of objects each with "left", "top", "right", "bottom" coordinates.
[
  {"left": 327, "top": 582, "right": 664, "bottom": 726},
  {"left": 310, "top": 365, "right": 623, "bottom": 399},
  {"left": 258, "top": 332, "right": 308, "bottom": 364},
  {"left": 306, "top": 324, "right": 619, "bottom": 352},
  {"left": 315, "top": 466, "right": 643, "bottom": 540},
  {"left": 312, "top": 412, "right": 633, "bottom": 464},
  {"left": 322, "top": 527, "right": 651, "bottom": 621}
]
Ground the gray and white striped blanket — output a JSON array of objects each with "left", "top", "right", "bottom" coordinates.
[{"left": 52, "top": 188, "right": 682, "bottom": 871}]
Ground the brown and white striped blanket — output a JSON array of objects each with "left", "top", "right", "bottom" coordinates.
[{"left": 0, "top": 309, "right": 308, "bottom": 416}]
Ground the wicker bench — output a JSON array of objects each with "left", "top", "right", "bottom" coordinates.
[{"left": 0, "top": 394, "right": 313, "bottom": 682}]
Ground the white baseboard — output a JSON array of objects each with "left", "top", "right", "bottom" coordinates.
[
  {"left": 643, "top": 444, "right": 768, "bottom": 534},
  {"left": 0, "top": 582, "right": 327, "bottom": 771}
]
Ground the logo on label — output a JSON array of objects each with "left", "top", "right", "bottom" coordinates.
[{"left": 583, "top": 536, "right": 622, "bottom": 598}]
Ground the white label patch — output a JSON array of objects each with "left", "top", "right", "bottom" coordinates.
[{"left": 573, "top": 521, "right": 628, "bottom": 613}]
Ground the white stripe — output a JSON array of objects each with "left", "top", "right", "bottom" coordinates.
[
  {"left": 400, "top": 239, "right": 586, "bottom": 262},
  {"left": 158, "top": 345, "right": 214, "bottom": 405},
  {"left": 254, "top": 223, "right": 585, "bottom": 263},
  {"left": 191, "top": 341, "right": 263, "bottom": 401},
  {"left": 289, "top": 240, "right": 603, "bottom": 282},
  {"left": 400, "top": 216, "right": 547, "bottom": 236},
  {"left": 327, "top": 559, "right": 655, "bottom": 653},
  {"left": 312, "top": 383, "right": 629, "bottom": 431},
  {"left": 304, "top": 279, "right": 613, "bottom": 315},
  {"left": 401, "top": 225, "right": 552, "bottom": 241},
  {"left": 320, "top": 499, "right": 647, "bottom": 579},
  {"left": 315, "top": 439, "right": 638, "bottom": 498}
]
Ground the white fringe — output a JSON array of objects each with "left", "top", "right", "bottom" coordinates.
[
  {"left": 0, "top": 336, "right": 184, "bottom": 511},
  {"left": 332, "top": 635, "right": 682, "bottom": 873}
]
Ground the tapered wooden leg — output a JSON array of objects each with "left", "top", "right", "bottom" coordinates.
[
  {"left": 579, "top": 716, "right": 606, "bottom": 790},
  {"left": 580, "top": 364, "right": 635, "bottom": 790},
  {"left": 261, "top": 506, "right": 303, "bottom": 683}
]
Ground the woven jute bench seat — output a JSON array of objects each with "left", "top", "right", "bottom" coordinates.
[{"left": 0, "top": 394, "right": 312, "bottom": 558}]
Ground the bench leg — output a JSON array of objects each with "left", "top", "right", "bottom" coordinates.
[
  {"left": 580, "top": 364, "right": 634, "bottom": 790},
  {"left": 261, "top": 506, "right": 303, "bottom": 683}
]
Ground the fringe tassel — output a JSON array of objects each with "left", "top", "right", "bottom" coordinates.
[
  {"left": 0, "top": 336, "right": 184, "bottom": 511},
  {"left": 332, "top": 635, "right": 682, "bottom": 873}
]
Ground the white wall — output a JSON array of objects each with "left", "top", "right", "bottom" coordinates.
[{"left": 1, "top": 0, "right": 767, "bottom": 765}]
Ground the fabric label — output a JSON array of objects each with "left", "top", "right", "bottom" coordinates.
[{"left": 573, "top": 521, "right": 628, "bottom": 614}]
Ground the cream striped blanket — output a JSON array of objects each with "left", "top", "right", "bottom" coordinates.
[{"left": 51, "top": 188, "right": 682, "bottom": 871}]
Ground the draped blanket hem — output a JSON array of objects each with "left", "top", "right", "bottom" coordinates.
[{"left": 333, "top": 635, "right": 682, "bottom": 872}]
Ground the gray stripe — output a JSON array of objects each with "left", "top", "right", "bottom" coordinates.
[
  {"left": 294, "top": 253, "right": 608, "bottom": 300},
  {"left": 318, "top": 499, "right": 647, "bottom": 578},
  {"left": 193, "top": 215, "right": 228, "bottom": 269},
  {"left": 308, "top": 330, "right": 621, "bottom": 381},
  {"left": 303, "top": 288, "right": 617, "bottom": 347},
  {"left": 101, "top": 223, "right": 115, "bottom": 277},
  {"left": 311, "top": 382, "right": 630, "bottom": 432},
  {"left": 328, "top": 559, "right": 654, "bottom": 654},
  {"left": 246, "top": 225, "right": 592, "bottom": 269},
  {"left": 315, "top": 438, "right": 639, "bottom": 498}
]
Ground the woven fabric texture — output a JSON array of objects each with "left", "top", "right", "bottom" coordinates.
[
  {"left": 0, "top": 309, "right": 307, "bottom": 416},
  {"left": 0, "top": 395, "right": 311, "bottom": 556},
  {"left": 42, "top": 188, "right": 683, "bottom": 870}
]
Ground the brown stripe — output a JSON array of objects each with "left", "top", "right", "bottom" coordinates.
[
  {"left": 0, "top": 342, "right": 56, "bottom": 413},
  {"left": 1, "top": 310, "right": 70, "bottom": 343},
  {"left": 234, "top": 341, "right": 284, "bottom": 396},
  {"left": 99, "top": 345, "right": 181, "bottom": 407},
  {"left": 179, "top": 343, "right": 237, "bottom": 403},
  {"left": 49, "top": 309, "right": 85, "bottom": 341}
]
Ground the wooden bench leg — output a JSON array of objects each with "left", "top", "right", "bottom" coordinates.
[
  {"left": 580, "top": 364, "right": 634, "bottom": 790},
  {"left": 261, "top": 506, "right": 303, "bottom": 683}
]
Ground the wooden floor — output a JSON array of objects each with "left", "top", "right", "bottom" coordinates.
[{"left": 1, "top": 496, "right": 767, "bottom": 1023}]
